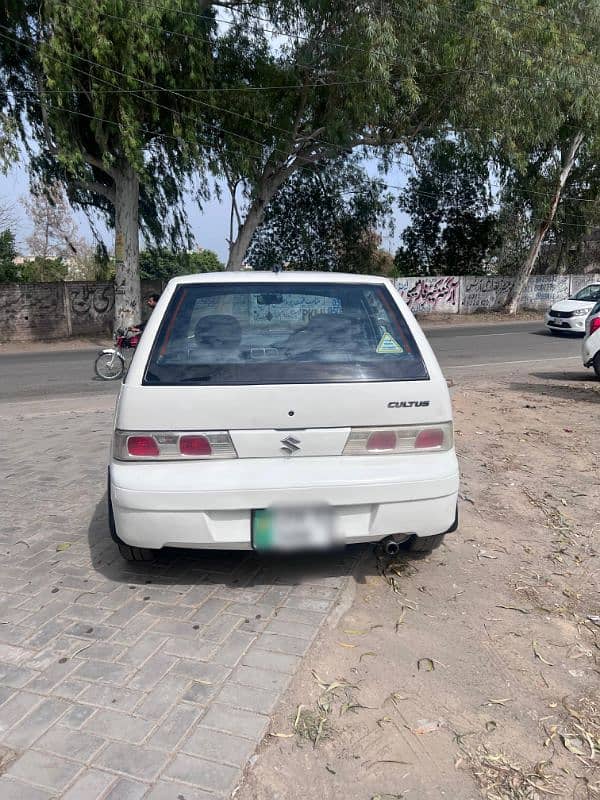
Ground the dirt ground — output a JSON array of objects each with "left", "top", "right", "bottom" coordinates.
[{"left": 236, "top": 372, "right": 600, "bottom": 800}]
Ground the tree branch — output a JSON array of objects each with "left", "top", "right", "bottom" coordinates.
[
  {"left": 37, "top": 75, "right": 58, "bottom": 156},
  {"left": 81, "top": 149, "right": 117, "bottom": 180},
  {"left": 72, "top": 179, "right": 115, "bottom": 204}
]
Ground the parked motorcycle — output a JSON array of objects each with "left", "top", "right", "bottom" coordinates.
[{"left": 94, "top": 328, "right": 140, "bottom": 381}]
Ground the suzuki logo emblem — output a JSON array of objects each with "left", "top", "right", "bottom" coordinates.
[{"left": 280, "top": 435, "right": 301, "bottom": 455}]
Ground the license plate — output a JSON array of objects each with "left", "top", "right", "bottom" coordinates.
[
  {"left": 252, "top": 507, "right": 335, "bottom": 552},
  {"left": 550, "top": 320, "right": 566, "bottom": 327}
]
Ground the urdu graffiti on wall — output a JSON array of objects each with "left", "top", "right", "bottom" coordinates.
[
  {"left": 395, "top": 276, "right": 460, "bottom": 314},
  {"left": 68, "top": 284, "right": 114, "bottom": 316}
]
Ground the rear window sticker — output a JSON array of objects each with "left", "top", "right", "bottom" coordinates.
[{"left": 376, "top": 332, "right": 404, "bottom": 354}]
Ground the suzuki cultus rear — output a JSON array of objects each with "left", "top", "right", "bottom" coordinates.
[{"left": 108, "top": 273, "right": 459, "bottom": 560}]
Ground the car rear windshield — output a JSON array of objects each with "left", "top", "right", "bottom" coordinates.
[{"left": 143, "top": 282, "right": 429, "bottom": 386}]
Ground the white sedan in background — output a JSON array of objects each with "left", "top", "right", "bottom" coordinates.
[
  {"left": 546, "top": 283, "right": 600, "bottom": 334},
  {"left": 582, "top": 302, "right": 600, "bottom": 378}
]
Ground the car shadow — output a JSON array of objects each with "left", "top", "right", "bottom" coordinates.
[
  {"left": 87, "top": 494, "right": 390, "bottom": 589},
  {"left": 508, "top": 379, "right": 600, "bottom": 404},
  {"left": 529, "top": 329, "right": 583, "bottom": 338},
  {"left": 530, "top": 370, "right": 594, "bottom": 383}
]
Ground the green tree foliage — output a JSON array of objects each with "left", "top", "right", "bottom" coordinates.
[
  {"left": 0, "top": 0, "right": 215, "bottom": 326},
  {"left": 395, "top": 139, "right": 499, "bottom": 276},
  {"left": 16, "top": 257, "right": 67, "bottom": 282},
  {"left": 212, "top": 0, "right": 600, "bottom": 271},
  {"left": 246, "top": 159, "right": 392, "bottom": 272},
  {"left": 140, "top": 248, "right": 224, "bottom": 281},
  {"left": 0, "top": 227, "right": 17, "bottom": 281}
]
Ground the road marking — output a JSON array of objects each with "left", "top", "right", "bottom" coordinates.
[{"left": 454, "top": 356, "right": 581, "bottom": 368}]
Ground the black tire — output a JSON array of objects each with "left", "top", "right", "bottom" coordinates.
[
  {"left": 548, "top": 328, "right": 563, "bottom": 336},
  {"left": 401, "top": 533, "right": 446, "bottom": 554},
  {"left": 593, "top": 352, "right": 600, "bottom": 380},
  {"left": 94, "top": 351, "right": 125, "bottom": 380},
  {"left": 117, "top": 541, "right": 156, "bottom": 562}
]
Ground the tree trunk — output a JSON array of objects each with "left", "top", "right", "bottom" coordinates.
[
  {"left": 505, "top": 131, "right": 584, "bottom": 314},
  {"left": 113, "top": 163, "right": 141, "bottom": 329},
  {"left": 226, "top": 198, "right": 265, "bottom": 270},
  {"left": 226, "top": 164, "right": 298, "bottom": 270}
]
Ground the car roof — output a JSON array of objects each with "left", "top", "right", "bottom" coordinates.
[{"left": 169, "top": 271, "right": 393, "bottom": 286}]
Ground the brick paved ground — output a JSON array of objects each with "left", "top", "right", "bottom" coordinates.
[{"left": 0, "top": 401, "right": 359, "bottom": 798}]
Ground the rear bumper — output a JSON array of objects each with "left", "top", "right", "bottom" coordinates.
[
  {"left": 582, "top": 333, "right": 600, "bottom": 366},
  {"left": 110, "top": 452, "right": 460, "bottom": 550}
]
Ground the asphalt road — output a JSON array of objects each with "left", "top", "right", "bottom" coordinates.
[{"left": 0, "top": 320, "right": 586, "bottom": 402}]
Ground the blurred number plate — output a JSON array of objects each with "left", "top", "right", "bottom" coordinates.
[{"left": 252, "top": 507, "right": 334, "bottom": 552}]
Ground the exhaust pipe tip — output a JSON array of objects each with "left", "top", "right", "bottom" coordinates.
[{"left": 382, "top": 538, "right": 400, "bottom": 556}]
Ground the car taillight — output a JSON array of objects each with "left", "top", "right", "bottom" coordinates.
[
  {"left": 343, "top": 423, "right": 452, "bottom": 455},
  {"left": 590, "top": 317, "right": 600, "bottom": 334},
  {"left": 127, "top": 436, "right": 159, "bottom": 457},
  {"left": 414, "top": 428, "right": 445, "bottom": 449},
  {"left": 114, "top": 431, "right": 237, "bottom": 460},
  {"left": 179, "top": 435, "right": 212, "bottom": 456},
  {"left": 367, "top": 431, "right": 397, "bottom": 451}
]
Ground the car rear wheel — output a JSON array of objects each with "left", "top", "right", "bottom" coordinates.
[
  {"left": 593, "top": 352, "right": 600, "bottom": 380},
  {"left": 116, "top": 542, "right": 156, "bottom": 562}
]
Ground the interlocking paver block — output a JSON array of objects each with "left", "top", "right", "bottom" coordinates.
[
  {"left": 255, "top": 632, "right": 310, "bottom": 657},
  {"left": 183, "top": 726, "right": 257, "bottom": 767},
  {"left": 183, "top": 680, "right": 219, "bottom": 705},
  {"left": 0, "top": 777, "right": 53, "bottom": 800},
  {"left": 59, "top": 703, "right": 95, "bottom": 729},
  {"left": 2, "top": 404, "right": 355, "bottom": 799},
  {"left": 0, "top": 691, "right": 41, "bottom": 731},
  {"left": 171, "top": 659, "right": 230, "bottom": 684},
  {"left": 83, "top": 708, "right": 155, "bottom": 744},
  {"left": 163, "top": 637, "right": 218, "bottom": 661},
  {"left": 78, "top": 683, "right": 145, "bottom": 712},
  {"left": 96, "top": 742, "right": 169, "bottom": 781},
  {"left": 165, "top": 753, "right": 240, "bottom": 795},
  {"left": 210, "top": 631, "right": 256, "bottom": 668},
  {"left": 264, "top": 619, "right": 316, "bottom": 640},
  {"left": 190, "top": 599, "right": 229, "bottom": 626},
  {"left": 33, "top": 724, "right": 105, "bottom": 761},
  {"left": 64, "top": 621, "right": 116, "bottom": 640},
  {"left": 283, "top": 595, "right": 332, "bottom": 612},
  {"left": 230, "top": 664, "right": 290, "bottom": 693},
  {"left": 60, "top": 768, "right": 116, "bottom": 800},
  {"left": 128, "top": 653, "right": 177, "bottom": 691},
  {"left": 241, "top": 646, "right": 301, "bottom": 674},
  {"left": 201, "top": 703, "right": 268, "bottom": 739},
  {"left": 214, "top": 682, "right": 279, "bottom": 714},
  {"left": 75, "top": 660, "right": 131, "bottom": 686},
  {"left": 133, "top": 672, "right": 191, "bottom": 721},
  {"left": 148, "top": 703, "right": 200, "bottom": 750},
  {"left": 2, "top": 697, "right": 69, "bottom": 749},
  {"left": 273, "top": 606, "right": 326, "bottom": 626},
  {"left": 7, "top": 749, "right": 81, "bottom": 791},
  {"left": 0, "top": 663, "right": 37, "bottom": 688},
  {"left": 145, "top": 781, "right": 218, "bottom": 800},
  {"left": 104, "top": 777, "right": 148, "bottom": 800},
  {"left": 116, "top": 632, "right": 166, "bottom": 666},
  {"left": 201, "top": 614, "right": 242, "bottom": 643}
]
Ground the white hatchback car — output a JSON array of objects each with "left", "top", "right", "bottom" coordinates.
[
  {"left": 108, "top": 272, "right": 459, "bottom": 561},
  {"left": 546, "top": 283, "right": 600, "bottom": 334},
  {"left": 582, "top": 302, "right": 600, "bottom": 378}
]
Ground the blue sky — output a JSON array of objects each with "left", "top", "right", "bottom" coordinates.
[{"left": 0, "top": 158, "right": 409, "bottom": 262}]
